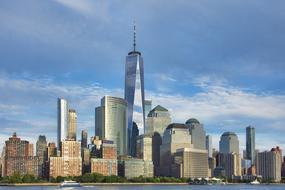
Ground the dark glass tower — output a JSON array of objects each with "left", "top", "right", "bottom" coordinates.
[
  {"left": 246, "top": 126, "right": 255, "bottom": 164},
  {"left": 124, "top": 24, "right": 146, "bottom": 156}
]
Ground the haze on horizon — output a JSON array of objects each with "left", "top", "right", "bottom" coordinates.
[{"left": 0, "top": 0, "right": 285, "bottom": 153}]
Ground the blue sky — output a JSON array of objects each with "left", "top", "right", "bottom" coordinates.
[{"left": 0, "top": 0, "right": 285, "bottom": 153}]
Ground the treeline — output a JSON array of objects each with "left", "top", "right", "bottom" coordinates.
[{"left": 0, "top": 172, "right": 191, "bottom": 184}]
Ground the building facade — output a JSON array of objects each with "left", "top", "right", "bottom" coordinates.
[
  {"left": 36, "top": 135, "right": 47, "bottom": 177},
  {"left": 57, "top": 98, "right": 68, "bottom": 149},
  {"left": 246, "top": 126, "right": 255, "bottom": 164},
  {"left": 256, "top": 147, "right": 282, "bottom": 182},
  {"left": 146, "top": 105, "right": 172, "bottom": 136},
  {"left": 206, "top": 135, "right": 213, "bottom": 158},
  {"left": 136, "top": 134, "right": 152, "bottom": 161},
  {"left": 81, "top": 130, "right": 88, "bottom": 149},
  {"left": 67, "top": 109, "right": 77, "bottom": 140},
  {"left": 219, "top": 132, "right": 239, "bottom": 154},
  {"left": 185, "top": 118, "right": 206, "bottom": 150},
  {"left": 124, "top": 25, "right": 146, "bottom": 156},
  {"left": 95, "top": 96, "right": 128, "bottom": 156}
]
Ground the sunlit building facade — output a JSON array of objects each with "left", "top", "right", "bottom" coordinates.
[{"left": 57, "top": 98, "right": 68, "bottom": 149}]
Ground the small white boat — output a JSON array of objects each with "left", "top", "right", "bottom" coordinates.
[
  {"left": 250, "top": 179, "right": 260, "bottom": 185},
  {"left": 60, "top": 180, "right": 81, "bottom": 188}
]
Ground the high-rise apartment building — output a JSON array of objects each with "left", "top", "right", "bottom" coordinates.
[
  {"left": 2, "top": 133, "right": 38, "bottom": 177},
  {"left": 185, "top": 118, "right": 206, "bottom": 150},
  {"left": 57, "top": 98, "right": 68, "bottom": 149},
  {"left": 36, "top": 135, "right": 47, "bottom": 177},
  {"left": 256, "top": 146, "right": 282, "bottom": 182},
  {"left": 49, "top": 140, "right": 82, "bottom": 178},
  {"left": 224, "top": 152, "right": 242, "bottom": 178},
  {"left": 67, "top": 109, "right": 77, "bottom": 140},
  {"left": 206, "top": 135, "right": 213, "bottom": 158},
  {"left": 146, "top": 105, "right": 172, "bottom": 136},
  {"left": 136, "top": 134, "right": 152, "bottom": 161},
  {"left": 95, "top": 96, "right": 128, "bottom": 156},
  {"left": 125, "top": 25, "right": 146, "bottom": 155},
  {"left": 81, "top": 130, "right": 88, "bottom": 149},
  {"left": 219, "top": 132, "right": 239, "bottom": 154},
  {"left": 246, "top": 126, "right": 255, "bottom": 164}
]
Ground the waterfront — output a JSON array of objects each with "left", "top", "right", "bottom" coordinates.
[{"left": 1, "top": 185, "right": 285, "bottom": 190}]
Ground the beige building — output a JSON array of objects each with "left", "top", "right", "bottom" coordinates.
[
  {"left": 67, "top": 109, "right": 77, "bottom": 140},
  {"left": 160, "top": 123, "right": 192, "bottom": 176},
  {"left": 173, "top": 148, "right": 209, "bottom": 178},
  {"left": 118, "top": 156, "right": 153, "bottom": 178},
  {"left": 91, "top": 159, "right": 117, "bottom": 176},
  {"left": 257, "top": 146, "right": 282, "bottom": 182},
  {"left": 224, "top": 152, "right": 242, "bottom": 178},
  {"left": 136, "top": 134, "right": 152, "bottom": 161},
  {"left": 49, "top": 140, "right": 82, "bottom": 178},
  {"left": 146, "top": 105, "right": 171, "bottom": 136}
]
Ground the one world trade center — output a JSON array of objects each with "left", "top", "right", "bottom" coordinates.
[{"left": 124, "top": 24, "right": 145, "bottom": 156}]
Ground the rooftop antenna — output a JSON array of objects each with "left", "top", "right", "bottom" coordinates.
[{"left": 133, "top": 21, "right": 136, "bottom": 52}]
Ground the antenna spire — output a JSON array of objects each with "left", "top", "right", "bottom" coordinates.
[{"left": 133, "top": 21, "right": 136, "bottom": 51}]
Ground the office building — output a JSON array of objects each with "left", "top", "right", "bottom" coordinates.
[
  {"left": 90, "top": 139, "right": 117, "bottom": 176},
  {"left": 82, "top": 148, "right": 90, "bottom": 174},
  {"left": 146, "top": 105, "right": 172, "bottom": 136},
  {"left": 185, "top": 118, "right": 206, "bottom": 150},
  {"left": 118, "top": 156, "right": 153, "bottom": 178},
  {"left": 224, "top": 152, "right": 242, "bottom": 179},
  {"left": 46, "top": 143, "right": 57, "bottom": 160},
  {"left": 206, "top": 135, "right": 213, "bottom": 158},
  {"left": 256, "top": 146, "right": 282, "bottom": 182},
  {"left": 136, "top": 134, "right": 152, "bottom": 161},
  {"left": 2, "top": 133, "right": 38, "bottom": 177},
  {"left": 144, "top": 100, "right": 152, "bottom": 118},
  {"left": 246, "top": 126, "right": 255, "bottom": 164},
  {"left": 160, "top": 123, "right": 193, "bottom": 176},
  {"left": 173, "top": 147, "right": 209, "bottom": 178},
  {"left": 125, "top": 24, "right": 146, "bottom": 155},
  {"left": 49, "top": 140, "right": 82, "bottom": 178},
  {"left": 81, "top": 130, "right": 88, "bottom": 149},
  {"left": 36, "top": 135, "right": 47, "bottom": 177},
  {"left": 95, "top": 96, "right": 128, "bottom": 156},
  {"left": 219, "top": 132, "right": 239, "bottom": 154},
  {"left": 67, "top": 109, "right": 77, "bottom": 140},
  {"left": 130, "top": 122, "right": 139, "bottom": 157},
  {"left": 57, "top": 98, "right": 68, "bottom": 148}
]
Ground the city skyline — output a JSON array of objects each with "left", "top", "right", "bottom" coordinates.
[{"left": 0, "top": 0, "right": 285, "bottom": 153}]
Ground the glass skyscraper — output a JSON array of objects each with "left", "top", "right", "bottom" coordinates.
[
  {"left": 246, "top": 126, "right": 255, "bottom": 164},
  {"left": 125, "top": 25, "right": 145, "bottom": 155},
  {"left": 57, "top": 98, "right": 68, "bottom": 149},
  {"left": 219, "top": 132, "right": 239, "bottom": 154}
]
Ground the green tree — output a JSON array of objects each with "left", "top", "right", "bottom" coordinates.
[
  {"left": 9, "top": 172, "right": 22, "bottom": 183},
  {"left": 22, "top": 174, "right": 36, "bottom": 183}
]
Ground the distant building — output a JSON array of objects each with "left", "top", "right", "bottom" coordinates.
[
  {"left": 173, "top": 147, "right": 209, "bottom": 178},
  {"left": 206, "top": 135, "right": 213, "bottom": 158},
  {"left": 246, "top": 126, "right": 255, "bottom": 164},
  {"left": 2, "top": 133, "right": 38, "bottom": 177},
  {"left": 144, "top": 100, "right": 152, "bottom": 118},
  {"left": 208, "top": 157, "right": 216, "bottom": 177},
  {"left": 136, "top": 134, "right": 153, "bottom": 161},
  {"left": 82, "top": 148, "right": 90, "bottom": 174},
  {"left": 152, "top": 132, "right": 162, "bottom": 176},
  {"left": 224, "top": 152, "right": 242, "bottom": 179},
  {"left": 118, "top": 156, "right": 153, "bottom": 178},
  {"left": 185, "top": 118, "right": 206, "bottom": 150},
  {"left": 57, "top": 98, "right": 68, "bottom": 149},
  {"left": 256, "top": 146, "right": 282, "bottom": 182},
  {"left": 131, "top": 122, "right": 139, "bottom": 157},
  {"left": 36, "top": 135, "right": 47, "bottom": 177},
  {"left": 146, "top": 105, "right": 171, "bottom": 136},
  {"left": 81, "top": 130, "right": 88, "bottom": 149},
  {"left": 67, "top": 109, "right": 77, "bottom": 140},
  {"left": 90, "top": 140, "right": 117, "bottom": 176},
  {"left": 241, "top": 158, "right": 251, "bottom": 175},
  {"left": 219, "top": 132, "right": 239, "bottom": 154},
  {"left": 49, "top": 140, "right": 82, "bottom": 178},
  {"left": 95, "top": 96, "right": 128, "bottom": 156},
  {"left": 282, "top": 156, "right": 285, "bottom": 177},
  {"left": 46, "top": 143, "right": 57, "bottom": 160},
  {"left": 160, "top": 123, "right": 192, "bottom": 176}
]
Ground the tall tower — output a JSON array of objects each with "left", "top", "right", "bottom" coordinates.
[
  {"left": 57, "top": 98, "right": 68, "bottom": 149},
  {"left": 124, "top": 23, "right": 145, "bottom": 156},
  {"left": 67, "top": 109, "right": 77, "bottom": 140},
  {"left": 246, "top": 126, "right": 255, "bottom": 164}
]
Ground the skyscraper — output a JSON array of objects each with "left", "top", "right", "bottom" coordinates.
[
  {"left": 219, "top": 132, "right": 239, "bottom": 154},
  {"left": 95, "top": 96, "right": 128, "bottom": 156},
  {"left": 206, "top": 135, "right": 213, "bottom": 158},
  {"left": 81, "top": 130, "right": 88, "bottom": 149},
  {"left": 67, "top": 109, "right": 77, "bottom": 140},
  {"left": 57, "top": 98, "right": 68, "bottom": 149},
  {"left": 144, "top": 100, "right": 152, "bottom": 118},
  {"left": 185, "top": 118, "right": 206, "bottom": 150},
  {"left": 124, "top": 24, "right": 145, "bottom": 155},
  {"left": 246, "top": 126, "right": 255, "bottom": 164},
  {"left": 36, "top": 135, "right": 47, "bottom": 177}
]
